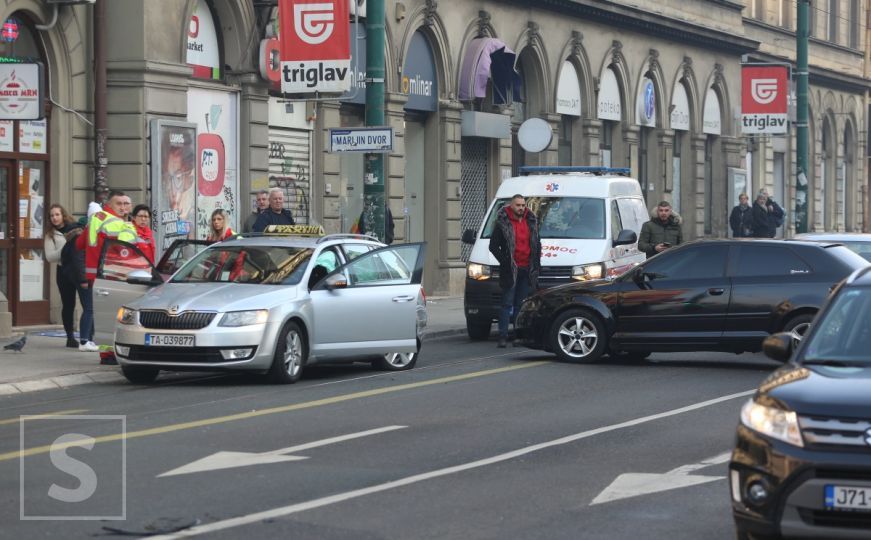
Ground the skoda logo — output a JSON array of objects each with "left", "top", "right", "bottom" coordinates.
[
  {"left": 865, "top": 428, "right": 871, "bottom": 447},
  {"left": 168, "top": 305, "right": 180, "bottom": 316}
]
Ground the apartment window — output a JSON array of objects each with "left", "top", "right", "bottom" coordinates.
[
  {"left": 750, "top": 0, "right": 765, "bottom": 19},
  {"left": 809, "top": 0, "right": 816, "bottom": 37},
  {"left": 778, "top": 0, "right": 793, "bottom": 29},
  {"left": 849, "top": 0, "right": 860, "bottom": 48},
  {"left": 828, "top": 0, "right": 838, "bottom": 42}
]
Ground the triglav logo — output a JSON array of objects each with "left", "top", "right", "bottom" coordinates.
[
  {"left": 293, "top": 3, "right": 335, "bottom": 45},
  {"left": 751, "top": 78, "right": 778, "bottom": 105}
]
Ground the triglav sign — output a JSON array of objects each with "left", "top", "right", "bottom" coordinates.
[
  {"left": 741, "top": 64, "right": 789, "bottom": 134},
  {"left": 280, "top": 0, "right": 351, "bottom": 93}
]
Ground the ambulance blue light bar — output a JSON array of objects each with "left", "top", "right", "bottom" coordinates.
[{"left": 519, "top": 166, "right": 631, "bottom": 176}]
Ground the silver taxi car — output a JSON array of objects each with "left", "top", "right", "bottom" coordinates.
[{"left": 93, "top": 228, "right": 427, "bottom": 384}]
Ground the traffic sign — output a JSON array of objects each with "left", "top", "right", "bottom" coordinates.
[{"left": 329, "top": 126, "right": 393, "bottom": 153}]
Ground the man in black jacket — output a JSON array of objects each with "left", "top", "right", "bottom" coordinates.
[
  {"left": 489, "top": 194, "right": 541, "bottom": 348},
  {"left": 730, "top": 193, "right": 754, "bottom": 237},
  {"left": 751, "top": 190, "right": 784, "bottom": 238},
  {"left": 252, "top": 188, "right": 295, "bottom": 232}
]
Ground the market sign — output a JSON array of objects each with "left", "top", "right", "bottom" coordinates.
[
  {"left": 329, "top": 126, "right": 393, "bottom": 153},
  {"left": 187, "top": 0, "right": 221, "bottom": 80},
  {"left": 741, "top": 64, "right": 789, "bottom": 134},
  {"left": 279, "top": 0, "right": 351, "bottom": 94},
  {"left": 0, "top": 62, "right": 44, "bottom": 120}
]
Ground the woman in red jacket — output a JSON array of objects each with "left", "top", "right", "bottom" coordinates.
[
  {"left": 207, "top": 209, "right": 235, "bottom": 243},
  {"left": 131, "top": 204, "right": 156, "bottom": 263}
]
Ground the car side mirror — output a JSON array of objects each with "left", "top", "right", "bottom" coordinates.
[
  {"left": 323, "top": 273, "right": 348, "bottom": 291},
  {"left": 613, "top": 229, "right": 637, "bottom": 247},
  {"left": 762, "top": 332, "right": 793, "bottom": 363},
  {"left": 461, "top": 229, "right": 477, "bottom": 244},
  {"left": 127, "top": 269, "right": 161, "bottom": 286}
]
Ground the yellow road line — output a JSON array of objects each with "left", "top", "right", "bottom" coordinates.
[
  {"left": 0, "top": 362, "right": 545, "bottom": 462},
  {"left": 0, "top": 409, "right": 89, "bottom": 426}
]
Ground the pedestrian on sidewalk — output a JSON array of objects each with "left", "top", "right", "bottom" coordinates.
[
  {"left": 751, "top": 189, "right": 784, "bottom": 238},
  {"left": 45, "top": 204, "right": 83, "bottom": 348},
  {"left": 729, "top": 193, "right": 754, "bottom": 238},
  {"left": 638, "top": 201, "right": 683, "bottom": 258},
  {"left": 131, "top": 204, "right": 156, "bottom": 263},
  {"left": 243, "top": 189, "right": 269, "bottom": 233},
  {"left": 252, "top": 188, "right": 295, "bottom": 232},
  {"left": 207, "top": 209, "right": 235, "bottom": 242},
  {"left": 489, "top": 194, "right": 541, "bottom": 348}
]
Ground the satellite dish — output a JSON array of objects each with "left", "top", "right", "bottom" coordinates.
[{"left": 518, "top": 118, "right": 553, "bottom": 153}]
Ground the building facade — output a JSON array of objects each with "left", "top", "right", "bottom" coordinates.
[{"left": 0, "top": 0, "right": 866, "bottom": 332}]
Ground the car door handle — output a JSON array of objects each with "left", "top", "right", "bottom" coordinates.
[
  {"left": 707, "top": 288, "right": 725, "bottom": 296},
  {"left": 95, "top": 289, "right": 110, "bottom": 296},
  {"left": 392, "top": 295, "right": 414, "bottom": 303}
]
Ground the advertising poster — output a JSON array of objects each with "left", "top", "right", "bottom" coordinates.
[
  {"left": 151, "top": 120, "right": 197, "bottom": 253},
  {"left": 187, "top": 88, "right": 238, "bottom": 238}
]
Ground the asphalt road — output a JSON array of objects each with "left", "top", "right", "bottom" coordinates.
[{"left": 0, "top": 335, "right": 779, "bottom": 539}]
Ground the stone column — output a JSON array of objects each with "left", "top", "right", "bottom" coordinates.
[
  {"left": 541, "top": 112, "right": 561, "bottom": 166},
  {"left": 318, "top": 101, "right": 342, "bottom": 233},
  {"left": 690, "top": 134, "right": 708, "bottom": 239},
  {"left": 385, "top": 92, "right": 409, "bottom": 242},
  {"left": 720, "top": 136, "right": 746, "bottom": 237},
  {"left": 658, "top": 128, "right": 675, "bottom": 202},
  {"left": 238, "top": 76, "right": 269, "bottom": 227},
  {"left": 582, "top": 118, "right": 602, "bottom": 166},
  {"left": 439, "top": 100, "right": 465, "bottom": 295},
  {"left": 623, "top": 125, "right": 641, "bottom": 182}
]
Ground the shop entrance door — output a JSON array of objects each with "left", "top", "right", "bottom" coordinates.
[{"left": 3, "top": 160, "right": 49, "bottom": 325}]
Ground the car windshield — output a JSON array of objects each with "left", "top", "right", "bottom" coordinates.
[
  {"left": 839, "top": 242, "right": 871, "bottom": 262},
  {"left": 802, "top": 286, "right": 871, "bottom": 366},
  {"left": 171, "top": 245, "right": 313, "bottom": 285},
  {"left": 481, "top": 197, "right": 605, "bottom": 239}
]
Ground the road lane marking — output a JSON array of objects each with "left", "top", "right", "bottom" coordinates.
[
  {"left": 159, "top": 425, "right": 408, "bottom": 477},
  {"left": 0, "top": 362, "right": 544, "bottom": 462},
  {"left": 152, "top": 389, "right": 756, "bottom": 539},
  {"left": 0, "top": 409, "right": 88, "bottom": 426}
]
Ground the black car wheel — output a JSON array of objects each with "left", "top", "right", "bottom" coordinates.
[
  {"left": 466, "top": 317, "right": 491, "bottom": 340},
  {"left": 121, "top": 365, "right": 160, "bottom": 385},
  {"left": 268, "top": 321, "right": 306, "bottom": 384},
  {"left": 782, "top": 313, "right": 814, "bottom": 349},
  {"left": 549, "top": 309, "right": 607, "bottom": 363}
]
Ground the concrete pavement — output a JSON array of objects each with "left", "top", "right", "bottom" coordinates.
[{"left": 0, "top": 296, "right": 468, "bottom": 395}]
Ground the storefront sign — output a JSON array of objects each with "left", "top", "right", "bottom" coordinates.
[
  {"left": 259, "top": 37, "right": 280, "bottom": 90},
  {"left": 151, "top": 119, "right": 197, "bottom": 252},
  {"left": 741, "top": 64, "right": 789, "bottom": 134},
  {"left": 187, "top": 0, "right": 220, "bottom": 80},
  {"left": 703, "top": 87, "right": 721, "bottom": 135},
  {"left": 0, "top": 63, "right": 44, "bottom": 120},
  {"left": 329, "top": 126, "right": 393, "bottom": 152},
  {"left": 341, "top": 22, "right": 366, "bottom": 104},
  {"left": 401, "top": 31, "right": 437, "bottom": 112},
  {"left": 279, "top": 0, "right": 351, "bottom": 93},
  {"left": 597, "top": 68, "right": 621, "bottom": 121},
  {"left": 670, "top": 83, "right": 690, "bottom": 131},
  {"left": 555, "top": 61, "right": 581, "bottom": 117},
  {"left": 636, "top": 77, "right": 656, "bottom": 127},
  {"left": 19, "top": 119, "right": 46, "bottom": 153}
]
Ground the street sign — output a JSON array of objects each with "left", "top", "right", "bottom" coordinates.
[
  {"left": 329, "top": 126, "right": 393, "bottom": 153},
  {"left": 741, "top": 64, "right": 790, "bottom": 134}
]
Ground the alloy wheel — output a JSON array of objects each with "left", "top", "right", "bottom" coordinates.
[
  {"left": 383, "top": 351, "right": 416, "bottom": 368},
  {"left": 284, "top": 330, "right": 303, "bottom": 377},
  {"left": 557, "top": 316, "right": 599, "bottom": 359}
]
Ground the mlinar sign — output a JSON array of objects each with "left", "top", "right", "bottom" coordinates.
[
  {"left": 280, "top": 0, "right": 351, "bottom": 93},
  {"left": 0, "top": 63, "right": 44, "bottom": 120}
]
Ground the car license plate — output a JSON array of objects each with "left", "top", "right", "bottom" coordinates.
[
  {"left": 825, "top": 485, "right": 871, "bottom": 511},
  {"left": 145, "top": 334, "right": 195, "bottom": 347}
]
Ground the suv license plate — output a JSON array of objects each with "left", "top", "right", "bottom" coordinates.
[
  {"left": 825, "top": 485, "right": 871, "bottom": 511},
  {"left": 145, "top": 334, "right": 195, "bottom": 347}
]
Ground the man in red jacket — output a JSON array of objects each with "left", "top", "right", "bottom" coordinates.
[{"left": 76, "top": 190, "right": 137, "bottom": 283}]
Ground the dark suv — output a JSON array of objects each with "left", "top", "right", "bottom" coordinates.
[
  {"left": 514, "top": 239, "right": 868, "bottom": 362},
  {"left": 730, "top": 266, "right": 871, "bottom": 539}
]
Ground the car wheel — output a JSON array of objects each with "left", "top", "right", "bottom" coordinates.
[
  {"left": 782, "top": 313, "right": 814, "bottom": 348},
  {"left": 548, "top": 309, "right": 607, "bottom": 363},
  {"left": 121, "top": 366, "right": 160, "bottom": 385},
  {"left": 373, "top": 341, "right": 420, "bottom": 371},
  {"left": 466, "top": 317, "right": 491, "bottom": 340},
  {"left": 268, "top": 321, "right": 307, "bottom": 384}
]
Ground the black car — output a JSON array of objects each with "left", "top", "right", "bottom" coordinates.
[
  {"left": 514, "top": 239, "right": 869, "bottom": 362},
  {"left": 730, "top": 266, "right": 871, "bottom": 539}
]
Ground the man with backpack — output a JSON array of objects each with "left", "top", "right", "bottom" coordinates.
[{"left": 751, "top": 189, "right": 785, "bottom": 238}]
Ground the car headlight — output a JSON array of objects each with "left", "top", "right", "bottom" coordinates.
[
  {"left": 572, "top": 263, "right": 605, "bottom": 281},
  {"left": 467, "top": 263, "right": 491, "bottom": 280},
  {"left": 117, "top": 307, "right": 137, "bottom": 325},
  {"left": 219, "top": 310, "right": 269, "bottom": 327},
  {"left": 739, "top": 399, "right": 804, "bottom": 447}
]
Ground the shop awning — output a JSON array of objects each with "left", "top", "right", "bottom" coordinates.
[{"left": 458, "top": 37, "right": 521, "bottom": 104}]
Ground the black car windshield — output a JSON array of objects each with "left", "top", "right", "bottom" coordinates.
[
  {"left": 803, "top": 286, "right": 871, "bottom": 366},
  {"left": 171, "top": 245, "right": 314, "bottom": 285},
  {"left": 480, "top": 197, "right": 605, "bottom": 239}
]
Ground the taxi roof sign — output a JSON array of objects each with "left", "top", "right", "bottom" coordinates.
[{"left": 263, "top": 224, "right": 325, "bottom": 236}]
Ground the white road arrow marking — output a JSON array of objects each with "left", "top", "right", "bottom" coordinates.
[
  {"left": 589, "top": 451, "right": 731, "bottom": 505},
  {"left": 158, "top": 425, "right": 407, "bottom": 477}
]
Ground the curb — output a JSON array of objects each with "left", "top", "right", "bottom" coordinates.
[
  {"left": 422, "top": 327, "right": 468, "bottom": 340},
  {"left": 0, "top": 369, "right": 125, "bottom": 397}
]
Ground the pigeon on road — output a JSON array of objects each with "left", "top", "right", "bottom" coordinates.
[{"left": 4, "top": 334, "right": 26, "bottom": 352}]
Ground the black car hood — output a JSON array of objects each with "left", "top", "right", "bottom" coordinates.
[{"left": 759, "top": 364, "right": 871, "bottom": 419}]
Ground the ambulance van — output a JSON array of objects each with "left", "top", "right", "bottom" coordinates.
[{"left": 461, "top": 166, "right": 648, "bottom": 340}]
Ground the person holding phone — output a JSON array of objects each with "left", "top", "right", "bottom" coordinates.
[{"left": 638, "top": 201, "right": 683, "bottom": 259}]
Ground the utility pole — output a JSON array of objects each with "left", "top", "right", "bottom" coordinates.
[
  {"left": 363, "top": 0, "right": 386, "bottom": 241},
  {"left": 795, "top": 0, "right": 809, "bottom": 233},
  {"left": 93, "top": 0, "right": 109, "bottom": 203}
]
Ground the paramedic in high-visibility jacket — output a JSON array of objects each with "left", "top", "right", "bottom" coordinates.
[{"left": 76, "top": 190, "right": 137, "bottom": 283}]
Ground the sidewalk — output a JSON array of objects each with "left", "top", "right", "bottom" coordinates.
[{"left": 0, "top": 296, "right": 468, "bottom": 396}]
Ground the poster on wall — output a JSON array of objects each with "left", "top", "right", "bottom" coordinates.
[
  {"left": 150, "top": 119, "right": 197, "bottom": 253},
  {"left": 187, "top": 88, "right": 239, "bottom": 237},
  {"left": 0, "top": 120, "right": 13, "bottom": 151},
  {"left": 19, "top": 120, "right": 47, "bottom": 153}
]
